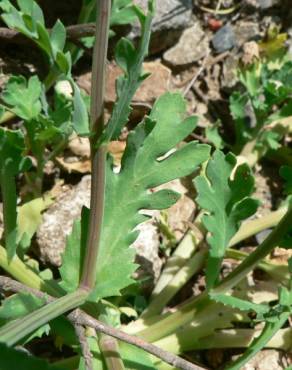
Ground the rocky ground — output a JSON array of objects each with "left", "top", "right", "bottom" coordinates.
[{"left": 0, "top": 0, "right": 292, "bottom": 368}]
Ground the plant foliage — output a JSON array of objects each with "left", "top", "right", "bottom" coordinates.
[{"left": 195, "top": 150, "right": 258, "bottom": 288}]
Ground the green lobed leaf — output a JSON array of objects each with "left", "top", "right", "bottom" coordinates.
[
  {"left": 194, "top": 150, "right": 259, "bottom": 289},
  {"left": 1, "top": 75, "right": 42, "bottom": 120},
  {"left": 103, "top": 1, "right": 154, "bottom": 142},
  {"left": 110, "top": 0, "right": 138, "bottom": 27},
  {"left": 50, "top": 20, "right": 66, "bottom": 57},
  {"left": 0, "top": 0, "right": 69, "bottom": 71},
  {"left": 85, "top": 93, "right": 210, "bottom": 301},
  {"left": 0, "top": 343, "right": 65, "bottom": 370}
]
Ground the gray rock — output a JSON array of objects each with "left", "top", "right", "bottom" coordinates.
[
  {"left": 133, "top": 220, "right": 162, "bottom": 285},
  {"left": 234, "top": 21, "right": 260, "bottom": 47},
  {"left": 163, "top": 23, "right": 210, "bottom": 67},
  {"left": 221, "top": 53, "right": 239, "bottom": 89},
  {"left": 241, "top": 349, "right": 285, "bottom": 370},
  {"left": 255, "top": 228, "right": 272, "bottom": 244},
  {"left": 258, "top": 0, "right": 280, "bottom": 9},
  {"left": 37, "top": 176, "right": 162, "bottom": 283},
  {"left": 212, "top": 24, "right": 236, "bottom": 53},
  {"left": 244, "top": 0, "right": 280, "bottom": 8},
  {"left": 131, "top": 0, "right": 193, "bottom": 54},
  {"left": 37, "top": 176, "right": 91, "bottom": 266}
]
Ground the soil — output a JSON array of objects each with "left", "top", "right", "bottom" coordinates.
[{"left": 0, "top": 0, "right": 291, "bottom": 369}]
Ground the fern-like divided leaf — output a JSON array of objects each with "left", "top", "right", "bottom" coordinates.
[
  {"left": 60, "top": 93, "right": 210, "bottom": 299},
  {"left": 84, "top": 93, "right": 210, "bottom": 301},
  {"left": 194, "top": 150, "right": 259, "bottom": 289}
]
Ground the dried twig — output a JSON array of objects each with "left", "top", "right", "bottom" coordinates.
[
  {"left": 74, "top": 324, "right": 93, "bottom": 370},
  {"left": 0, "top": 23, "right": 96, "bottom": 46},
  {"left": 182, "top": 51, "right": 230, "bottom": 97},
  {"left": 0, "top": 276, "right": 207, "bottom": 370},
  {"left": 183, "top": 53, "right": 210, "bottom": 97}
]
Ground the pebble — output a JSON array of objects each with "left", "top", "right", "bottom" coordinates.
[
  {"left": 37, "top": 176, "right": 162, "bottom": 284},
  {"left": 131, "top": 0, "right": 193, "bottom": 54},
  {"left": 234, "top": 21, "right": 260, "bottom": 47},
  {"left": 212, "top": 24, "right": 236, "bottom": 53},
  {"left": 163, "top": 23, "right": 210, "bottom": 67},
  {"left": 257, "top": 0, "right": 280, "bottom": 9}
]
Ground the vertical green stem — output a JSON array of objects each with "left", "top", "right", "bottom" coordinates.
[{"left": 79, "top": 0, "right": 110, "bottom": 290}]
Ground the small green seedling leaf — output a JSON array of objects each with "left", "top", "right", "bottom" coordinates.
[
  {"left": 0, "top": 0, "right": 69, "bottom": 73},
  {"left": 1, "top": 75, "right": 42, "bottom": 120},
  {"left": 110, "top": 0, "right": 138, "bottom": 27},
  {"left": 50, "top": 20, "right": 66, "bottom": 57},
  {"left": 195, "top": 150, "right": 258, "bottom": 288}
]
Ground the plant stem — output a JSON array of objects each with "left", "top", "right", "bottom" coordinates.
[
  {"left": 0, "top": 245, "right": 61, "bottom": 296},
  {"left": 213, "top": 206, "right": 292, "bottom": 294},
  {"left": 152, "top": 233, "right": 198, "bottom": 297},
  {"left": 0, "top": 289, "right": 88, "bottom": 346},
  {"left": 142, "top": 248, "right": 207, "bottom": 318},
  {"left": 99, "top": 335, "right": 126, "bottom": 370},
  {"left": 133, "top": 207, "right": 292, "bottom": 342},
  {"left": 143, "top": 207, "right": 286, "bottom": 318},
  {"left": 170, "top": 327, "right": 292, "bottom": 352},
  {"left": 0, "top": 276, "right": 207, "bottom": 370},
  {"left": 226, "top": 314, "right": 290, "bottom": 370},
  {"left": 153, "top": 302, "right": 244, "bottom": 355},
  {"left": 74, "top": 324, "right": 94, "bottom": 370},
  {"left": 229, "top": 207, "right": 287, "bottom": 247},
  {"left": 79, "top": 0, "right": 110, "bottom": 290},
  {"left": 225, "top": 248, "right": 289, "bottom": 284}
]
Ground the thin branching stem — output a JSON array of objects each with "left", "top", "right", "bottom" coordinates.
[{"left": 0, "top": 276, "right": 207, "bottom": 370}]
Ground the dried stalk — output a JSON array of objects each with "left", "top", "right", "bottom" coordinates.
[{"left": 0, "top": 276, "right": 207, "bottom": 370}]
